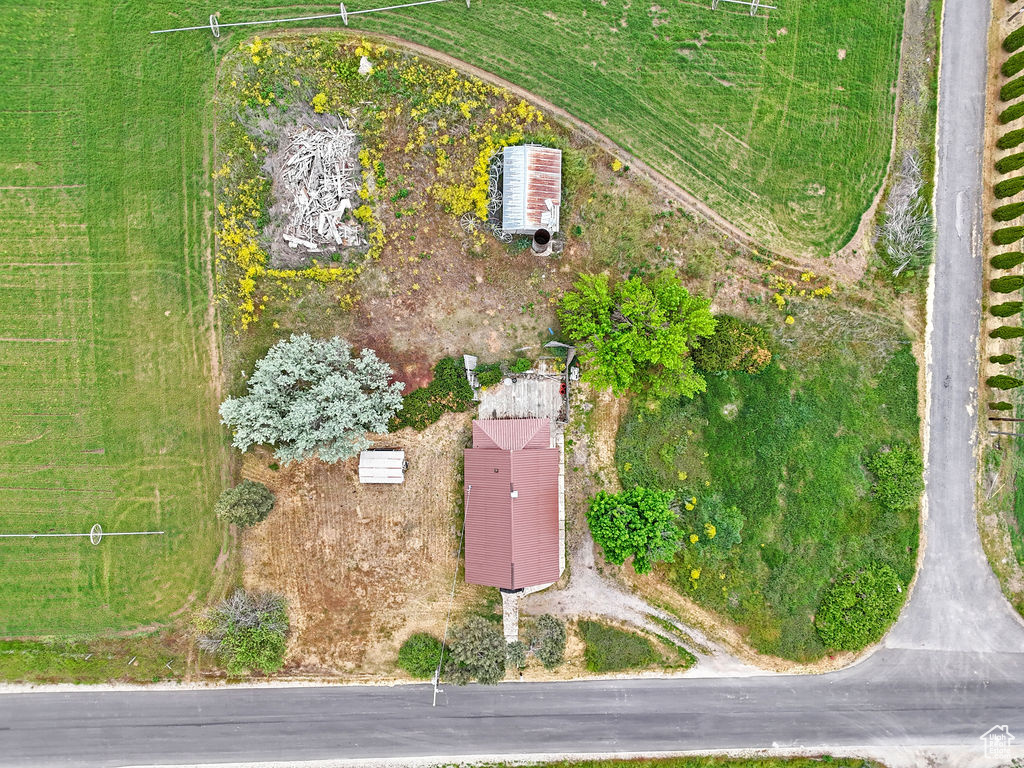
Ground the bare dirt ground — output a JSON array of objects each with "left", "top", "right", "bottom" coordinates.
[{"left": 240, "top": 411, "right": 490, "bottom": 676}]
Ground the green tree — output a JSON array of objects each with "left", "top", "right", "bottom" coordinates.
[
  {"left": 991, "top": 251, "right": 1024, "bottom": 270},
  {"left": 506, "top": 641, "right": 527, "bottom": 670},
  {"left": 815, "top": 563, "right": 904, "bottom": 651},
  {"left": 691, "top": 315, "right": 772, "bottom": 374},
  {"left": 445, "top": 616, "right": 506, "bottom": 685},
  {"left": 586, "top": 486, "right": 680, "bottom": 574},
  {"left": 991, "top": 401, "right": 1014, "bottom": 411},
  {"left": 557, "top": 272, "right": 716, "bottom": 398},
  {"left": 214, "top": 480, "right": 275, "bottom": 527},
  {"left": 994, "top": 201, "right": 1024, "bottom": 222},
  {"left": 865, "top": 444, "right": 923, "bottom": 512},
  {"left": 991, "top": 301, "right": 1024, "bottom": 318},
  {"left": 220, "top": 334, "right": 404, "bottom": 464},
  {"left": 991, "top": 325, "right": 1024, "bottom": 339},
  {"left": 991, "top": 354, "right": 1017, "bottom": 364},
  {"left": 998, "top": 127, "right": 1024, "bottom": 148},
  {"left": 530, "top": 614, "right": 567, "bottom": 669},
  {"left": 397, "top": 633, "right": 445, "bottom": 679},
  {"left": 989, "top": 375, "right": 1024, "bottom": 390},
  {"left": 195, "top": 589, "right": 289, "bottom": 675},
  {"left": 993, "top": 227, "right": 1024, "bottom": 246},
  {"left": 991, "top": 275, "right": 1024, "bottom": 292}
]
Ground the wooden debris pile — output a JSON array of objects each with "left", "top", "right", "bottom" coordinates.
[{"left": 281, "top": 124, "right": 361, "bottom": 252}]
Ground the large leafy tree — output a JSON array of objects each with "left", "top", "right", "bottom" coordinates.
[
  {"left": 220, "top": 334, "right": 405, "bottom": 464},
  {"left": 586, "top": 486, "right": 680, "bottom": 574},
  {"left": 557, "top": 272, "right": 716, "bottom": 398}
]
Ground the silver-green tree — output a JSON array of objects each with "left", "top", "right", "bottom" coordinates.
[{"left": 220, "top": 334, "right": 404, "bottom": 464}]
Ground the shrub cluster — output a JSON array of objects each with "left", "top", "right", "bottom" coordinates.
[
  {"left": 815, "top": 563, "right": 904, "bottom": 651},
  {"left": 866, "top": 444, "right": 923, "bottom": 512},
  {"left": 195, "top": 589, "right": 289, "bottom": 675},
  {"left": 995, "top": 176, "right": 1024, "bottom": 197},
  {"left": 1006, "top": 27, "right": 1024, "bottom": 53},
  {"left": 991, "top": 325, "right": 1024, "bottom": 339},
  {"left": 991, "top": 251, "right": 1024, "bottom": 269},
  {"left": 991, "top": 353, "right": 1018, "bottom": 364},
  {"left": 991, "top": 301, "right": 1024, "bottom": 318},
  {"left": 994, "top": 226, "right": 1024, "bottom": 245},
  {"left": 586, "top": 486, "right": 680, "bottom": 574},
  {"left": 506, "top": 640, "right": 527, "bottom": 670},
  {"left": 991, "top": 275, "right": 1024, "bottom": 292},
  {"left": 988, "top": 375, "right": 1024, "bottom": 390},
  {"left": 991, "top": 401, "right": 1014, "bottom": 411},
  {"left": 1001, "top": 102, "right": 1024, "bottom": 124},
  {"left": 474, "top": 356, "right": 534, "bottom": 388},
  {"left": 397, "top": 633, "right": 445, "bottom": 679},
  {"left": 214, "top": 480, "right": 275, "bottom": 527},
  {"left": 445, "top": 616, "right": 506, "bottom": 685},
  {"left": 529, "top": 614, "right": 567, "bottom": 669},
  {"left": 998, "top": 128, "right": 1024, "bottom": 149},
  {"left": 691, "top": 315, "right": 773, "bottom": 375},
  {"left": 997, "top": 153, "right": 1024, "bottom": 175},
  {"left": 1002, "top": 76, "right": 1024, "bottom": 102},
  {"left": 1006, "top": 51, "right": 1024, "bottom": 78},
  {"left": 994, "top": 201, "right": 1024, "bottom": 222},
  {"left": 390, "top": 357, "right": 474, "bottom": 431}
]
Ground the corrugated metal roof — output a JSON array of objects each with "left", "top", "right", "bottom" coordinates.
[
  {"left": 358, "top": 450, "right": 405, "bottom": 484},
  {"left": 501, "top": 145, "right": 562, "bottom": 235},
  {"left": 464, "top": 419, "right": 560, "bottom": 590}
]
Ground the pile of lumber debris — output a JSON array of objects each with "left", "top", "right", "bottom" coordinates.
[{"left": 281, "top": 123, "right": 361, "bottom": 252}]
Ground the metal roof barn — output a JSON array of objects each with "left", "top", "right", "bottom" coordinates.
[
  {"left": 463, "top": 419, "right": 560, "bottom": 590},
  {"left": 501, "top": 145, "right": 562, "bottom": 235},
  {"left": 358, "top": 450, "right": 405, "bottom": 484}
]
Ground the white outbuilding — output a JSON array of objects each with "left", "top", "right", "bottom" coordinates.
[
  {"left": 501, "top": 145, "right": 562, "bottom": 235},
  {"left": 358, "top": 450, "right": 406, "bottom": 484}
]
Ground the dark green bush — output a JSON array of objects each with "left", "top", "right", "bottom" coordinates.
[
  {"left": 475, "top": 362, "right": 503, "bottom": 388},
  {"left": 815, "top": 563, "right": 904, "bottom": 651},
  {"left": 1006, "top": 27, "right": 1024, "bottom": 53},
  {"left": 1001, "top": 101, "right": 1024, "bottom": 124},
  {"left": 992, "top": 275, "right": 1024, "bottom": 292},
  {"left": 989, "top": 374, "right": 1024, "bottom": 389},
  {"left": 214, "top": 480, "right": 275, "bottom": 527},
  {"left": 390, "top": 357, "right": 474, "bottom": 431},
  {"left": 1003, "top": 76, "right": 1024, "bottom": 102},
  {"left": 991, "top": 353, "right": 1018, "bottom": 363},
  {"left": 577, "top": 620, "right": 660, "bottom": 673},
  {"left": 995, "top": 226, "right": 1024, "bottom": 245},
  {"left": 510, "top": 356, "right": 533, "bottom": 374},
  {"left": 991, "top": 401, "right": 1014, "bottom": 411},
  {"left": 998, "top": 153, "right": 1024, "bottom": 175},
  {"left": 691, "top": 315, "right": 773, "bottom": 374},
  {"left": 994, "top": 201, "right": 1024, "bottom": 221},
  {"left": 1005, "top": 51, "right": 1024, "bottom": 78},
  {"left": 865, "top": 444, "right": 923, "bottom": 512},
  {"left": 991, "top": 251, "right": 1024, "bottom": 269},
  {"left": 991, "top": 325, "right": 1024, "bottom": 338},
  {"left": 397, "top": 633, "right": 445, "bottom": 679},
  {"left": 530, "top": 614, "right": 567, "bottom": 669},
  {"left": 995, "top": 176, "right": 1024, "bottom": 197},
  {"left": 991, "top": 301, "right": 1024, "bottom": 317}
]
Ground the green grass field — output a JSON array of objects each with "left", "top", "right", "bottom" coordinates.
[
  {"left": 617, "top": 313, "right": 920, "bottom": 660},
  {"left": 0, "top": 3, "right": 225, "bottom": 635},
  {"left": 186, "top": 0, "right": 905, "bottom": 254}
]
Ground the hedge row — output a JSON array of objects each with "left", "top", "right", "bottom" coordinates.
[
  {"left": 1000, "top": 102, "right": 1024, "bottom": 124},
  {"left": 1006, "top": 27, "right": 1024, "bottom": 53},
  {"left": 998, "top": 128, "right": 1024, "bottom": 149},
  {"left": 991, "top": 301, "right": 1024, "bottom": 317},
  {"left": 995, "top": 176, "right": 1024, "bottom": 198},
  {"left": 1005, "top": 51, "right": 1024, "bottom": 78},
  {"left": 994, "top": 226, "right": 1024, "bottom": 245},
  {"left": 991, "top": 251, "right": 1024, "bottom": 269},
  {"left": 997, "top": 152, "right": 1024, "bottom": 174}
]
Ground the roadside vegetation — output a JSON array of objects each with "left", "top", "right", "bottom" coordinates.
[{"left": 472, "top": 758, "right": 884, "bottom": 768}]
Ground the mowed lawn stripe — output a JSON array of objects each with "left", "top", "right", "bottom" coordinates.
[{"left": 0, "top": 1, "right": 225, "bottom": 635}]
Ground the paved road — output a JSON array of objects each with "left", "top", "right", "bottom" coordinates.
[{"left": 3, "top": 1, "right": 1022, "bottom": 767}]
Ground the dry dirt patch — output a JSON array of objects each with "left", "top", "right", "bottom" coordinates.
[{"left": 240, "top": 411, "right": 488, "bottom": 675}]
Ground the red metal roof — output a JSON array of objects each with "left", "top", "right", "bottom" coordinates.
[{"left": 464, "top": 419, "right": 560, "bottom": 590}]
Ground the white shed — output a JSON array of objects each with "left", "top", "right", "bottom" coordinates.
[{"left": 358, "top": 450, "right": 406, "bottom": 484}]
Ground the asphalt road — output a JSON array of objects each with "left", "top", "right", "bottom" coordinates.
[{"left": 3, "top": 1, "right": 1022, "bottom": 767}]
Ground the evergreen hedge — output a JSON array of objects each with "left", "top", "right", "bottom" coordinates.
[
  {"left": 991, "top": 275, "right": 1024, "bottom": 292},
  {"left": 991, "top": 251, "right": 1024, "bottom": 269},
  {"left": 991, "top": 353, "right": 1018, "bottom": 363},
  {"left": 991, "top": 301, "right": 1024, "bottom": 317},
  {"left": 1006, "top": 27, "right": 1024, "bottom": 53},
  {"left": 991, "top": 325, "right": 1024, "bottom": 338},
  {"left": 994, "top": 201, "right": 1024, "bottom": 221},
  {"left": 994, "top": 226, "right": 1024, "bottom": 245},
  {"left": 997, "top": 152, "right": 1024, "bottom": 174},
  {"left": 991, "top": 401, "right": 1014, "bottom": 411},
  {"left": 1005, "top": 51, "right": 1024, "bottom": 78},
  {"left": 988, "top": 375, "right": 1024, "bottom": 389},
  {"left": 998, "top": 128, "right": 1024, "bottom": 149},
  {"left": 995, "top": 176, "right": 1024, "bottom": 198},
  {"left": 1000, "top": 102, "right": 1024, "bottom": 124},
  {"left": 1003, "top": 76, "right": 1024, "bottom": 101}
]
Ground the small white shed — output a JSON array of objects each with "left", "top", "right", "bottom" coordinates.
[{"left": 358, "top": 450, "right": 406, "bottom": 484}]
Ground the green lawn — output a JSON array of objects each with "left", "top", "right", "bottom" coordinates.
[
  {"left": 0, "top": 3, "right": 225, "bottom": 635},
  {"left": 617, "top": 314, "right": 920, "bottom": 660},
  {"left": 179, "top": 0, "right": 906, "bottom": 254}
]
